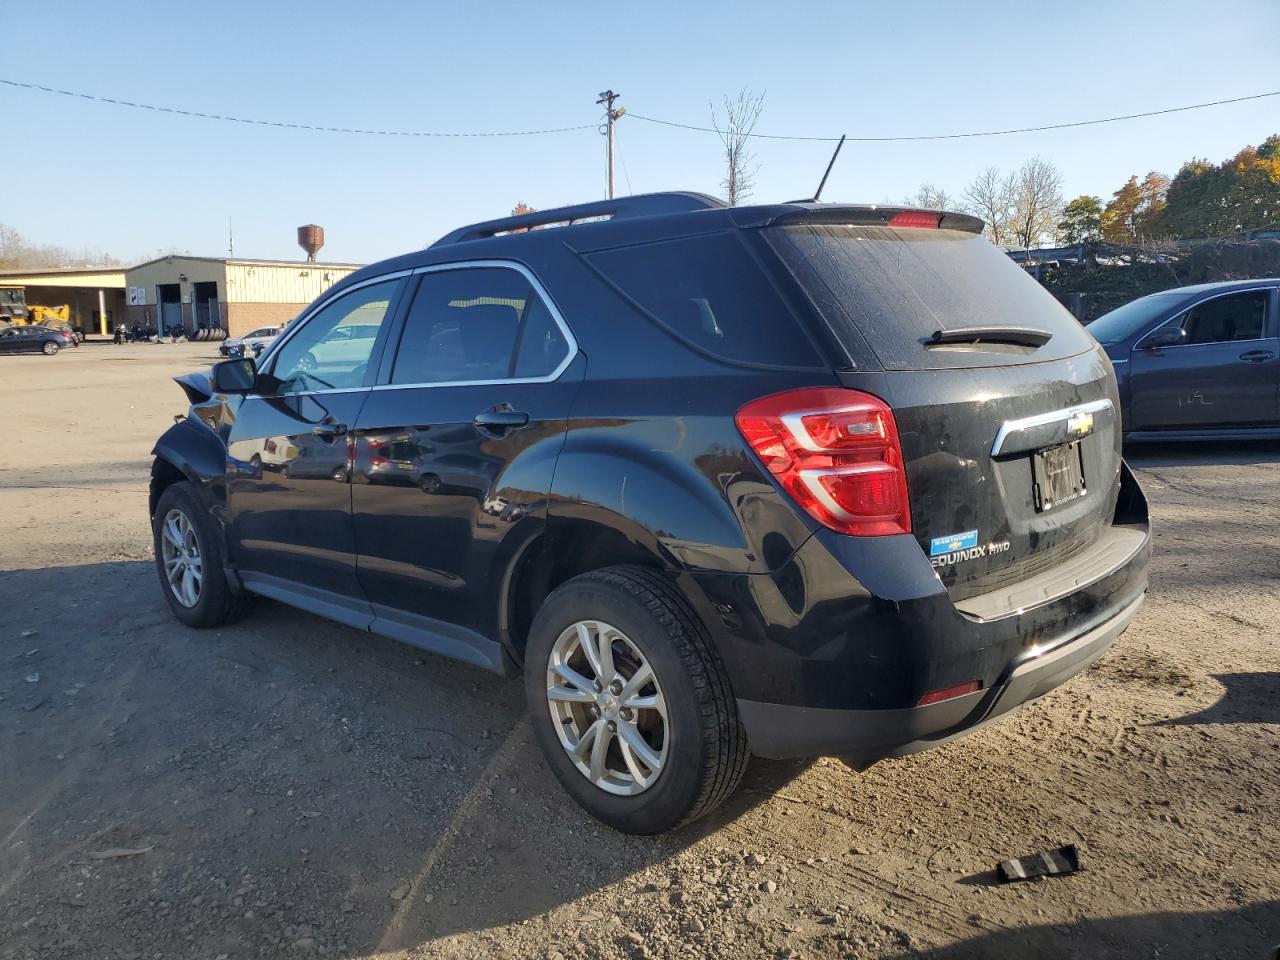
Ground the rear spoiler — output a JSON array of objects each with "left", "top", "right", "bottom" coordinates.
[{"left": 761, "top": 204, "right": 985, "bottom": 235}]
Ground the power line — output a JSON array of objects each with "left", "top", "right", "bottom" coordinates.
[
  {"left": 629, "top": 90, "right": 1280, "bottom": 142},
  {"left": 0, "top": 78, "right": 596, "bottom": 137},
  {"left": 4, "top": 76, "right": 1276, "bottom": 143}
]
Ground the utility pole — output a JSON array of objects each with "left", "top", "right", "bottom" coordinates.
[{"left": 596, "top": 89, "right": 625, "bottom": 199}]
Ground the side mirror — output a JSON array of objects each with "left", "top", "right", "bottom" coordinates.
[
  {"left": 1142, "top": 328, "right": 1186, "bottom": 350},
  {"left": 211, "top": 357, "right": 258, "bottom": 393}
]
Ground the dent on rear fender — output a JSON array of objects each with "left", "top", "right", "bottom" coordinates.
[{"left": 550, "top": 435, "right": 815, "bottom": 575}]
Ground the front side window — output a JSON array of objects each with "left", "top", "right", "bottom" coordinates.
[
  {"left": 268, "top": 279, "right": 400, "bottom": 394},
  {"left": 1171, "top": 290, "right": 1269, "bottom": 345},
  {"left": 1086, "top": 292, "right": 1183, "bottom": 345},
  {"left": 390, "top": 267, "right": 569, "bottom": 384}
]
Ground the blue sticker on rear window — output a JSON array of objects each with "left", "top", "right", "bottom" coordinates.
[{"left": 930, "top": 530, "right": 978, "bottom": 556}]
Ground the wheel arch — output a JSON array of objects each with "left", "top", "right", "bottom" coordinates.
[
  {"left": 500, "top": 518, "right": 673, "bottom": 665},
  {"left": 150, "top": 420, "right": 228, "bottom": 521}
]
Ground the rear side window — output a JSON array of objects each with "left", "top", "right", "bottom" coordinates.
[
  {"left": 513, "top": 295, "right": 570, "bottom": 377},
  {"left": 391, "top": 267, "right": 570, "bottom": 384},
  {"left": 769, "top": 224, "right": 1096, "bottom": 370},
  {"left": 583, "top": 232, "right": 824, "bottom": 368}
]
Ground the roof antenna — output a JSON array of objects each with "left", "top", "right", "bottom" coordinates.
[{"left": 811, "top": 134, "right": 846, "bottom": 202}]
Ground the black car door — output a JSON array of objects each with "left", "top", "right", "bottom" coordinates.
[
  {"left": 225, "top": 275, "right": 407, "bottom": 621},
  {"left": 0, "top": 328, "right": 21, "bottom": 352},
  {"left": 1128, "top": 288, "right": 1279, "bottom": 430},
  {"left": 351, "top": 264, "right": 582, "bottom": 666}
]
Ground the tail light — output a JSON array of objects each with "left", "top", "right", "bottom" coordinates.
[{"left": 736, "top": 387, "right": 911, "bottom": 537}]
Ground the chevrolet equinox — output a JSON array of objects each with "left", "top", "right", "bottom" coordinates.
[{"left": 150, "top": 193, "right": 1151, "bottom": 834}]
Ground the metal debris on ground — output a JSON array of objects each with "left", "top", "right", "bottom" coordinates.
[
  {"left": 995, "top": 844, "right": 1082, "bottom": 883},
  {"left": 87, "top": 846, "right": 154, "bottom": 860}
]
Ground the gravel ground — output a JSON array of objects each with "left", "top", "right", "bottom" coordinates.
[{"left": 1, "top": 341, "right": 1277, "bottom": 960}]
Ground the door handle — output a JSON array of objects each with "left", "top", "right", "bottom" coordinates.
[
  {"left": 1239, "top": 349, "right": 1275, "bottom": 363},
  {"left": 473, "top": 409, "right": 529, "bottom": 434},
  {"left": 312, "top": 421, "right": 348, "bottom": 441}
]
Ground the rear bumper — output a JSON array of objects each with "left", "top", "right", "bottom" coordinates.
[
  {"left": 738, "top": 593, "right": 1141, "bottom": 760},
  {"left": 685, "top": 461, "right": 1151, "bottom": 761}
]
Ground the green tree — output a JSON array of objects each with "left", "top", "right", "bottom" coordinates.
[
  {"left": 1221, "top": 135, "right": 1280, "bottom": 232},
  {"left": 1159, "top": 159, "right": 1221, "bottom": 237},
  {"left": 1101, "top": 171, "right": 1168, "bottom": 242},
  {"left": 1158, "top": 135, "right": 1280, "bottom": 237},
  {"left": 1056, "top": 195, "right": 1103, "bottom": 244}
]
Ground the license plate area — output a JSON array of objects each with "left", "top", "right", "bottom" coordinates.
[{"left": 1032, "top": 441, "right": 1086, "bottom": 512}]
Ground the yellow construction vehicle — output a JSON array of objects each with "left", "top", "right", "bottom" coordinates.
[{"left": 28, "top": 304, "right": 71, "bottom": 326}]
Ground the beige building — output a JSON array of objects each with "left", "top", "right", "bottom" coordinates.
[
  {"left": 123, "top": 256, "right": 362, "bottom": 338},
  {"left": 0, "top": 266, "right": 128, "bottom": 335}
]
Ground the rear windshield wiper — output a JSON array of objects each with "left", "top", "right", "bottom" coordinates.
[{"left": 925, "top": 326, "right": 1053, "bottom": 349}]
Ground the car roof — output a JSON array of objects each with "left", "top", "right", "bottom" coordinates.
[
  {"left": 1156, "top": 278, "right": 1280, "bottom": 296},
  {"left": 327, "top": 192, "right": 987, "bottom": 295}
]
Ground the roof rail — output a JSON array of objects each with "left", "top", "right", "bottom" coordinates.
[{"left": 431, "top": 192, "right": 725, "bottom": 247}]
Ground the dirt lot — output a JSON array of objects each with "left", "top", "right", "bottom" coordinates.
[{"left": 1, "top": 341, "right": 1277, "bottom": 960}]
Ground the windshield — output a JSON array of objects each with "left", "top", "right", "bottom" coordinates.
[{"left": 1086, "top": 293, "right": 1185, "bottom": 345}]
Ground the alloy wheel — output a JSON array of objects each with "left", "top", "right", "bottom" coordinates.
[
  {"left": 546, "top": 620, "right": 668, "bottom": 795},
  {"left": 160, "top": 508, "right": 204, "bottom": 608}
]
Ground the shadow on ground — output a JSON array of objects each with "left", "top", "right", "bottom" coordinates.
[
  {"left": 883, "top": 902, "right": 1280, "bottom": 960},
  {"left": 0, "top": 560, "right": 804, "bottom": 957},
  {"left": 1157, "top": 672, "right": 1280, "bottom": 726},
  {"left": 1125, "top": 438, "right": 1280, "bottom": 468}
]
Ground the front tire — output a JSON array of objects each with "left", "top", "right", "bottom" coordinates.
[
  {"left": 152, "top": 481, "right": 250, "bottom": 628},
  {"left": 525, "top": 566, "right": 748, "bottom": 834}
]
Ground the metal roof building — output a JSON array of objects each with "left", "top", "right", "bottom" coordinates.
[
  {"left": 123, "top": 255, "right": 363, "bottom": 338},
  {"left": 0, "top": 266, "right": 128, "bottom": 336}
]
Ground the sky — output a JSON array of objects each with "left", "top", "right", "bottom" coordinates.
[{"left": 4, "top": 0, "right": 1279, "bottom": 266}]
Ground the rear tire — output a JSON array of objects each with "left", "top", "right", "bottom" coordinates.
[
  {"left": 524, "top": 565, "right": 748, "bottom": 834},
  {"left": 41, "top": 341, "right": 58, "bottom": 355},
  {"left": 152, "top": 481, "right": 251, "bottom": 628}
]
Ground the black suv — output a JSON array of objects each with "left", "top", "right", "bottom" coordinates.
[{"left": 150, "top": 193, "right": 1151, "bottom": 834}]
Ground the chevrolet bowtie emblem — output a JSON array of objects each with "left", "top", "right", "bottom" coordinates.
[{"left": 1067, "top": 411, "right": 1094, "bottom": 437}]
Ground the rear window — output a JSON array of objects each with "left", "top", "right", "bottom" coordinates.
[
  {"left": 768, "top": 224, "right": 1095, "bottom": 370},
  {"left": 583, "top": 232, "right": 824, "bottom": 369}
]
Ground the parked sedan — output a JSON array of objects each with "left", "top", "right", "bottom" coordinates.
[
  {"left": 0, "top": 325, "right": 74, "bottom": 355},
  {"left": 220, "top": 326, "right": 281, "bottom": 359},
  {"left": 1087, "top": 279, "right": 1280, "bottom": 440}
]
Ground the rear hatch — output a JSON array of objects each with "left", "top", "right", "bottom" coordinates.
[{"left": 766, "top": 216, "right": 1121, "bottom": 601}]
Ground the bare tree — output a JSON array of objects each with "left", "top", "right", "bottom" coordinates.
[
  {"left": 0, "top": 223, "right": 121, "bottom": 269},
  {"left": 962, "top": 166, "right": 1017, "bottom": 245},
  {"left": 710, "top": 89, "right": 766, "bottom": 206},
  {"left": 1007, "top": 157, "right": 1064, "bottom": 250},
  {"left": 903, "top": 184, "right": 954, "bottom": 211}
]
